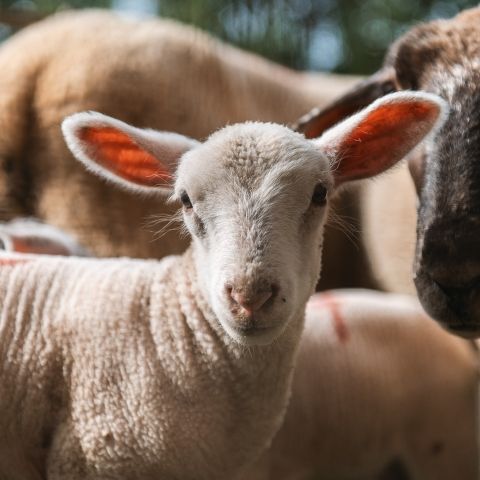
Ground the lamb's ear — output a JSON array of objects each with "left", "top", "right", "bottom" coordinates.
[
  {"left": 314, "top": 91, "right": 448, "bottom": 186},
  {"left": 62, "top": 112, "right": 199, "bottom": 195},
  {"left": 294, "top": 68, "right": 397, "bottom": 139}
]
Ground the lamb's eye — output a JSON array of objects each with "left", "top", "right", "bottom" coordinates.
[
  {"left": 311, "top": 184, "right": 327, "bottom": 206},
  {"left": 180, "top": 191, "right": 193, "bottom": 209}
]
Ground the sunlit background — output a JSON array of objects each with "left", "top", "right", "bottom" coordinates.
[{"left": 0, "top": 0, "right": 477, "bottom": 73}]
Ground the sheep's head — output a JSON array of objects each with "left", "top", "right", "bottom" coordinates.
[
  {"left": 295, "top": 7, "right": 480, "bottom": 337},
  {"left": 62, "top": 92, "right": 444, "bottom": 346}
]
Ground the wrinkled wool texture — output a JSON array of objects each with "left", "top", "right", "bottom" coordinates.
[
  {"left": 0, "top": 9, "right": 374, "bottom": 292},
  {"left": 0, "top": 250, "right": 302, "bottom": 480}
]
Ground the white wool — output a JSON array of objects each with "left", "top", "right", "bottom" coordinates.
[{"left": 0, "top": 252, "right": 302, "bottom": 479}]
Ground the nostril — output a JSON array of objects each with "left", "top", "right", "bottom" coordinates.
[
  {"left": 225, "top": 283, "right": 233, "bottom": 296},
  {"left": 228, "top": 283, "right": 278, "bottom": 314},
  {"left": 270, "top": 283, "right": 279, "bottom": 301},
  {"left": 247, "top": 290, "right": 272, "bottom": 312}
]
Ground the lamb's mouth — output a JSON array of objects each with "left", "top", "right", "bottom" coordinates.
[
  {"left": 224, "top": 320, "right": 285, "bottom": 346},
  {"left": 236, "top": 323, "right": 276, "bottom": 335}
]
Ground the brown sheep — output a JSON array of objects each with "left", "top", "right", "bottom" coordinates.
[{"left": 0, "top": 8, "right": 371, "bottom": 290}]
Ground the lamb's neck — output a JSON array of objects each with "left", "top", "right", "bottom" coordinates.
[
  {"left": 147, "top": 247, "right": 305, "bottom": 477},
  {"left": 151, "top": 247, "right": 300, "bottom": 360}
]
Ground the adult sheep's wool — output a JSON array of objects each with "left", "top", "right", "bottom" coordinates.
[{"left": 0, "top": 9, "right": 370, "bottom": 291}]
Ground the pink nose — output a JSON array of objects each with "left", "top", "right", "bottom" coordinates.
[{"left": 227, "top": 284, "right": 276, "bottom": 315}]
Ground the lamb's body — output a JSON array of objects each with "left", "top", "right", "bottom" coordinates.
[
  {"left": 244, "top": 291, "right": 478, "bottom": 480},
  {"left": 0, "top": 252, "right": 300, "bottom": 479},
  {"left": 4, "top": 247, "right": 475, "bottom": 478}
]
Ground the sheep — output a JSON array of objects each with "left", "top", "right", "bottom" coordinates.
[
  {"left": 4, "top": 220, "right": 476, "bottom": 479},
  {"left": 242, "top": 290, "right": 478, "bottom": 480},
  {"left": 0, "top": 91, "right": 443, "bottom": 480},
  {"left": 360, "top": 163, "right": 417, "bottom": 296},
  {"left": 294, "top": 6, "right": 480, "bottom": 336},
  {"left": 0, "top": 8, "right": 371, "bottom": 292},
  {"left": 0, "top": 218, "right": 89, "bottom": 256}
]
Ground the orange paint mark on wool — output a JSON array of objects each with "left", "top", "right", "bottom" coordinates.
[
  {"left": 0, "top": 257, "right": 32, "bottom": 267},
  {"left": 310, "top": 293, "right": 350, "bottom": 344}
]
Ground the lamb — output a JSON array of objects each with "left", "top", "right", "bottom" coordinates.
[
  {"left": 242, "top": 290, "right": 478, "bottom": 480},
  {"left": 0, "top": 8, "right": 370, "bottom": 291},
  {"left": 0, "top": 91, "right": 443, "bottom": 479},
  {"left": 4, "top": 221, "right": 476, "bottom": 479},
  {"left": 295, "top": 6, "right": 480, "bottom": 336}
]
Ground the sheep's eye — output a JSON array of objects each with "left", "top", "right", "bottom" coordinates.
[
  {"left": 180, "top": 191, "right": 193, "bottom": 209},
  {"left": 311, "top": 184, "right": 327, "bottom": 206}
]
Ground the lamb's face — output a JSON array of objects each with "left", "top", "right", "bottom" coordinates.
[{"left": 175, "top": 124, "right": 332, "bottom": 345}]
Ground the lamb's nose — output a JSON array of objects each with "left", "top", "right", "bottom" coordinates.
[{"left": 226, "top": 284, "right": 277, "bottom": 315}]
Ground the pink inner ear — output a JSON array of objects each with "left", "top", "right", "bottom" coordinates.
[
  {"left": 79, "top": 127, "right": 172, "bottom": 187},
  {"left": 335, "top": 101, "right": 438, "bottom": 182}
]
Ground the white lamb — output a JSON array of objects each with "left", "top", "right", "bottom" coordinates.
[{"left": 0, "top": 91, "right": 444, "bottom": 480}]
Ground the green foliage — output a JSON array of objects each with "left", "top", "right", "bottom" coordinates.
[
  {"left": 156, "top": 0, "right": 478, "bottom": 73},
  {"left": 0, "top": 0, "right": 109, "bottom": 11},
  {"left": 1, "top": 0, "right": 478, "bottom": 73},
  {"left": 158, "top": 0, "right": 316, "bottom": 73}
]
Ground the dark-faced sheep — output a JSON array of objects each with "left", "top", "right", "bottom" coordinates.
[{"left": 296, "top": 6, "right": 480, "bottom": 337}]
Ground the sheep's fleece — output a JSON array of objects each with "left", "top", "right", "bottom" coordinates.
[
  {"left": 244, "top": 291, "right": 479, "bottom": 480},
  {"left": 0, "top": 251, "right": 301, "bottom": 480},
  {"left": 2, "top": 219, "right": 476, "bottom": 479}
]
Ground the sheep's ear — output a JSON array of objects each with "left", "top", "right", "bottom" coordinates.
[
  {"left": 62, "top": 112, "right": 199, "bottom": 195},
  {"left": 294, "top": 68, "right": 397, "bottom": 139},
  {"left": 314, "top": 91, "right": 447, "bottom": 186},
  {"left": 0, "top": 219, "right": 89, "bottom": 257}
]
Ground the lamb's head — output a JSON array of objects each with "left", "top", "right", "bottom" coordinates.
[
  {"left": 62, "top": 92, "right": 444, "bottom": 345},
  {"left": 295, "top": 7, "right": 479, "bottom": 337}
]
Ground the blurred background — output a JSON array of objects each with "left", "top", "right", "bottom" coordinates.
[{"left": 0, "top": 0, "right": 477, "bottom": 74}]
